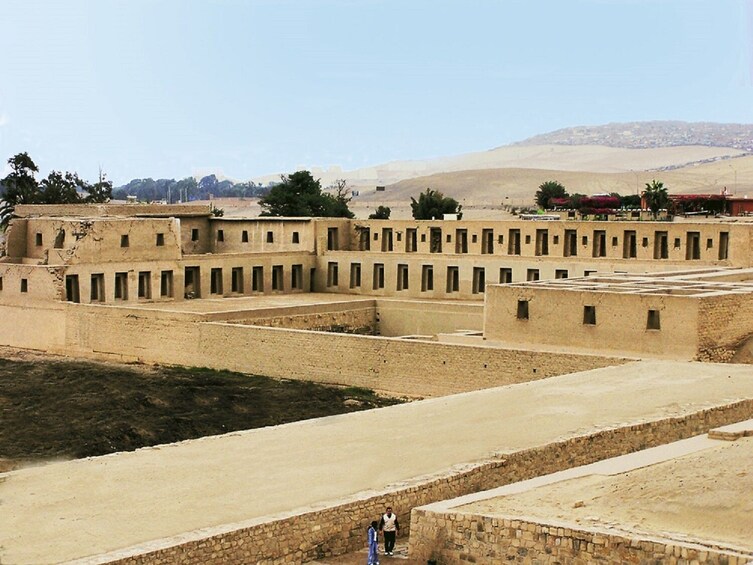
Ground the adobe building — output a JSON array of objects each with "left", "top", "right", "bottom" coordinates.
[{"left": 2, "top": 203, "right": 753, "bottom": 563}]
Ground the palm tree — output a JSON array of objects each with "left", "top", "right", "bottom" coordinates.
[{"left": 643, "top": 179, "right": 668, "bottom": 219}]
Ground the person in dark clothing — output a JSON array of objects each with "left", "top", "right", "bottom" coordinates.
[{"left": 378, "top": 506, "right": 400, "bottom": 556}]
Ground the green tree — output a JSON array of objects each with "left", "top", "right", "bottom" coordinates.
[
  {"left": 0, "top": 152, "right": 40, "bottom": 228},
  {"left": 643, "top": 179, "right": 668, "bottom": 219},
  {"left": 259, "top": 171, "right": 354, "bottom": 217},
  {"left": 83, "top": 171, "right": 113, "bottom": 203},
  {"left": 39, "top": 170, "right": 86, "bottom": 204},
  {"left": 535, "top": 180, "right": 568, "bottom": 209},
  {"left": 368, "top": 205, "right": 391, "bottom": 219},
  {"left": 410, "top": 188, "right": 462, "bottom": 220}
]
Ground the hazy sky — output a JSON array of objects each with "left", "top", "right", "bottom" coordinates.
[{"left": 1, "top": 0, "right": 752, "bottom": 184}]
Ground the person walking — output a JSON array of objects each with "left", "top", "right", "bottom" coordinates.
[
  {"left": 367, "top": 520, "right": 379, "bottom": 565},
  {"left": 378, "top": 506, "right": 400, "bottom": 556}
]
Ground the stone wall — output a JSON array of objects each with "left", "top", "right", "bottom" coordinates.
[
  {"left": 70, "top": 399, "right": 753, "bottom": 564},
  {"left": 409, "top": 512, "right": 753, "bottom": 565}
]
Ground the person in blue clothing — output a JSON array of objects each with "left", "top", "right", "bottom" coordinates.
[{"left": 367, "top": 520, "right": 379, "bottom": 565}]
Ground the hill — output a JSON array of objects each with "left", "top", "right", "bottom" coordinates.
[{"left": 514, "top": 121, "right": 753, "bottom": 151}]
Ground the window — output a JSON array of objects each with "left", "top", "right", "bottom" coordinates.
[
  {"left": 421, "top": 265, "right": 434, "bottom": 291},
  {"left": 552, "top": 235, "right": 559, "bottom": 245},
  {"left": 21, "top": 278, "right": 28, "bottom": 293},
  {"left": 719, "top": 232, "right": 729, "bottom": 260},
  {"left": 381, "top": 228, "right": 393, "bottom": 252},
  {"left": 498, "top": 234, "right": 504, "bottom": 245},
  {"left": 242, "top": 230, "right": 249, "bottom": 243},
  {"left": 373, "top": 263, "right": 385, "bottom": 289},
  {"left": 272, "top": 265, "right": 284, "bottom": 290},
  {"left": 349, "top": 263, "right": 361, "bottom": 288},
  {"left": 160, "top": 271, "right": 173, "bottom": 297},
  {"left": 654, "top": 231, "right": 669, "bottom": 259},
  {"left": 327, "top": 262, "right": 339, "bottom": 287},
  {"left": 446, "top": 234, "right": 452, "bottom": 243},
  {"left": 446, "top": 266, "right": 459, "bottom": 293},
  {"left": 584, "top": 270, "right": 597, "bottom": 277},
  {"left": 90, "top": 274, "right": 105, "bottom": 302},
  {"left": 114, "top": 272, "right": 128, "bottom": 300},
  {"left": 642, "top": 237, "right": 649, "bottom": 248},
  {"left": 292, "top": 231, "right": 300, "bottom": 244},
  {"left": 191, "top": 228, "right": 199, "bottom": 241},
  {"left": 583, "top": 305, "right": 596, "bottom": 325},
  {"left": 525, "top": 234, "right": 531, "bottom": 245},
  {"left": 455, "top": 229, "right": 468, "bottom": 253},
  {"left": 397, "top": 264, "right": 409, "bottom": 291},
  {"left": 405, "top": 228, "right": 417, "bottom": 252},
  {"left": 138, "top": 271, "right": 152, "bottom": 299},
  {"left": 396, "top": 232, "right": 402, "bottom": 242},
  {"left": 231, "top": 267, "right": 244, "bottom": 293},
  {"left": 421, "top": 233, "right": 427, "bottom": 243},
  {"left": 499, "top": 268, "right": 512, "bottom": 284},
  {"left": 706, "top": 238, "right": 714, "bottom": 249},
  {"left": 54, "top": 229, "right": 65, "bottom": 248},
  {"left": 564, "top": 230, "right": 577, "bottom": 257},
  {"left": 210, "top": 268, "right": 223, "bottom": 294},
  {"left": 686, "top": 232, "right": 701, "bottom": 260},
  {"left": 517, "top": 300, "right": 529, "bottom": 320},
  {"left": 35, "top": 233, "right": 43, "bottom": 246},
  {"left": 581, "top": 235, "right": 588, "bottom": 246},
  {"left": 292, "top": 264, "right": 303, "bottom": 289},
  {"left": 611, "top": 236, "right": 618, "bottom": 247},
  {"left": 674, "top": 237, "right": 681, "bottom": 249},
  {"left": 359, "top": 228, "right": 371, "bottom": 251},
  {"left": 64, "top": 276, "right": 78, "bottom": 302},
  {"left": 216, "top": 230, "right": 224, "bottom": 242},
  {"left": 623, "top": 230, "right": 637, "bottom": 258},
  {"left": 647, "top": 309, "right": 661, "bottom": 330},
  {"left": 526, "top": 269, "right": 539, "bottom": 281},
  {"left": 266, "top": 231, "right": 274, "bottom": 243},
  {"left": 0, "top": 276, "right": 3, "bottom": 290},
  {"left": 555, "top": 269, "right": 568, "bottom": 279},
  {"left": 120, "top": 234, "right": 129, "bottom": 247},
  {"left": 593, "top": 230, "right": 606, "bottom": 257},
  {"left": 252, "top": 266, "right": 264, "bottom": 292},
  {"left": 508, "top": 229, "right": 521, "bottom": 255},
  {"left": 156, "top": 233, "right": 165, "bottom": 246},
  {"left": 327, "top": 227, "right": 339, "bottom": 250},
  {"left": 430, "top": 228, "right": 442, "bottom": 253},
  {"left": 472, "top": 267, "right": 485, "bottom": 294},
  {"left": 481, "top": 229, "right": 494, "bottom": 254}
]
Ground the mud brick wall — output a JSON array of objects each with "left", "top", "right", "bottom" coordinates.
[
  {"left": 76, "top": 399, "right": 753, "bottom": 564},
  {"left": 409, "top": 513, "right": 753, "bottom": 565},
  {"left": 697, "top": 293, "right": 753, "bottom": 362},
  {"left": 62, "top": 304, "right": 625, "bottom": 397}
]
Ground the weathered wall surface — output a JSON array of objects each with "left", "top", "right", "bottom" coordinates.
[
  {"left": 484, "top": 285, "right": 700, "bottom": 359},
  {"left": 0, "top": 302, "right": 66, "bottom": 350},
  {"left": 61, "top": 304, "right": 624, "bottom": 397},
  {"left": 376, "top": 299, "right": 484, "bottom": 336},
  {"left": 697, "top": 293, "right": 753, "bottom": 362},
  {"left": 409, "top": 512, "right": 753, "bottom": 565},
  {"left": 70, "top": 399, "right": 753, "bottom": 565}
]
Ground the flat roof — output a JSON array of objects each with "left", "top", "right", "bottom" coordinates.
[
  {"left": 452, "top": 423, "right": 753, "bottom": 551},
  {"left": 1, "top": 360, "right": 752, "bottom": 563}
]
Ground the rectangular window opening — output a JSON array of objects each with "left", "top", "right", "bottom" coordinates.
[{"left": 583, "top": 305, "right": 596, "bottom": 325}]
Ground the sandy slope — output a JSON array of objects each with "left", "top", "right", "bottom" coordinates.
[{"left": 252, "top": 145, "right": 746, "bottom": 188}]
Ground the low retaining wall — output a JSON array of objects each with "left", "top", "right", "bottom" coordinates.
[
  {"left": 68, "top": 399, "right": 753, "bottom": 564},
  {"left": 409, "top": 513, "right": 753, "bottom": 565}
]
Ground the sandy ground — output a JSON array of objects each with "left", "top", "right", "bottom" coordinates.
[
  {"left": 2, "top": 360, "right": 753, "bottom": 563},
  {"left": 456, "top": 429, "right": 753, "bottom": 551}
]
